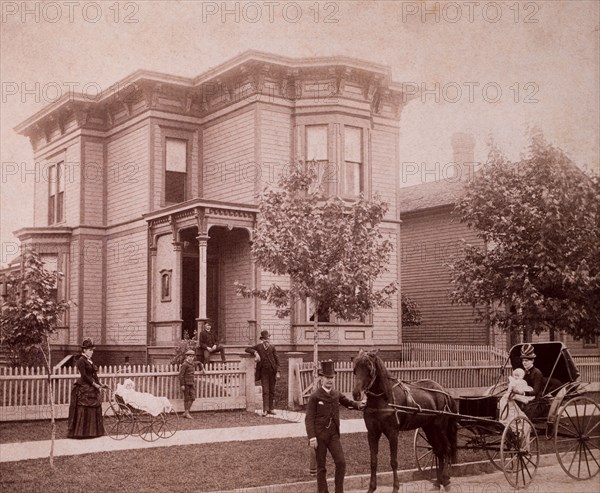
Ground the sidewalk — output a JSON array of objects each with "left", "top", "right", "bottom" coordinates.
[
  {"left": 0, "top": 410, "right": 366, "bottom": 463},
  {"left": 2, "top": 411, "right": 597, "bottom": 493}
]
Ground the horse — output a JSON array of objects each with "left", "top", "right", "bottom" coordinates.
[{"left": 352, "top": 349, "right": 458, "bottom": 493}]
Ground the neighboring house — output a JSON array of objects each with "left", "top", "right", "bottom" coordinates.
[
  {"left": 9, "top": 51, "right": 408, "bottom": 365},
  {"left": 399, "top": 134, "right": 597, "bottom": 355}
]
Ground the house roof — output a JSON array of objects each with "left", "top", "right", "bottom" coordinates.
[{"left": 398, "top": 179, "right": 466, "bottom": 214}]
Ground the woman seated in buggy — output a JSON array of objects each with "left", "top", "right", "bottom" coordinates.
[
  {"left": 115, "top": 379, "right": 173, "bottom": 417},
  {"left": 509, "top": 343, "right": 574, "bottom": 420}
]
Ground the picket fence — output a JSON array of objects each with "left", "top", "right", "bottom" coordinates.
[{"left": 0, "top": 359, "right": 257, "bottom": 421}]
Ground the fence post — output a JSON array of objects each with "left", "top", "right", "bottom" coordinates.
[
  {"left": 241, "top": 354, "right": 256, "bottom": 412},
  {"left": 287, "top": 352, "right": 305, "bottom": 409}
]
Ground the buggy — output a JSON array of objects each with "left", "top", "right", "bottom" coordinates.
[{"left": 413, "top": 342, "right": 599, "bottom": 488}]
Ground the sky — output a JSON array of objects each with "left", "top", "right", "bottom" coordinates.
[{"left": 1, "top": 0, "right": 599, "bottom": 267}]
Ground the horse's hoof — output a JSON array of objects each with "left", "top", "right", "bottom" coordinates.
[{"left": 443, "top": 485, "right": 452, "bottom": 492}]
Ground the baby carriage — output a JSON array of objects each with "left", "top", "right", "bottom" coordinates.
[{"left": 103, "top": 379, "right": 178, "bottom": 442}]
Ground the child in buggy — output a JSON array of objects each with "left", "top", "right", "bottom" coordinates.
[{"left": 115, "top": 379, "right": 172, "bottom": 416}]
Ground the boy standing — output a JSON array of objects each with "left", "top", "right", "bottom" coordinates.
[
  {"left": 179, "top": 349, "right": 196, "bottom": 419},
  {"left": 305, "top": 360, "right": 365, "bottom": 493}
]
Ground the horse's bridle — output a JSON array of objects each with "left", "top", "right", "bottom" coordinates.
[{"left": 356, "top": 354, "right": 386, "bottom": 398}]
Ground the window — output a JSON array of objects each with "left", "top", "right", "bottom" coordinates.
[
  {"left": 583, "top": 334, "right": 599, "bottom": 348},
  {"left": 48, "top": 162, "right": 64, "bottom": 224},
  {"left": 165, "top": 138, "right": 187, "bottom": 203},
  {"left": 344, "top": 126, "right": 362, "bottom": 197},
  {"left": 305, "top": 126, "right": 335, "bottom": 195},
  {"left": 160, "top": 269, "right": 172, "bottom": 302},
  {"left": 307, "top": 298, "right": 331, "bottom": 323},
  {"left": 40, "top": 255, "right": 58, "bottom": 302}
]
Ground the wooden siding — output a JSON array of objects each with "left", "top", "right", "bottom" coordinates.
[
  {"left": 81, "top": 238, "right": 103, "bottom": 342},
  {"left": 222, "top": 230, "right": 252, "bottom": 344},
  {"left": 259, "top": 108, "right": 292, "bottom": 192},
  {"left": 106, "top": 125, "right": 149, "bottom": 226},
  {"left": 64, "top": 142, "right": 81, "bottom": 226},
  {"left": 68, "top": 238, "right": 80, "bottom": 346},
  {"left": 373, "top": 229, "right": 400, "bottom": 343},
  {"left": 202, "top": 110, "right": 256, "bottom": 203},
  {"left": 105, "top": 228, "right": 148, "bottom": 345},
  {"left": 82, "top": 140, "right": 104, "bottom": 226},
  {"left": 371, "top": 127, "right": 398, "bottom": 219},
  {"left": 400, "top": 208, "right": 488, "bottom": 344}
]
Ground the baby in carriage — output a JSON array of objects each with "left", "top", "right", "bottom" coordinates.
[{"left": 115, "top": 379, "right": 172, "bottom": 417}]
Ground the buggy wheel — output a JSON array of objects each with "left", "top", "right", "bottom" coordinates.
[
  {"left": 157, "top": 409, "right": 179, "bottom": 439},
  {"left": 500, "top": 415, "right": 539, "bottom": 489},
  {"left": 103, "top": 403, "right": 134, "bottom": 440},
  {"left": 414, "top": 428, "right": 438, "bottom": 479},
  {"left": 482, "top": 433, "right": 503, "bottom": 470},
  {"left": 135, "top": 413, "right": 161, "bottom": 442},
  {"left": 555, "top": 396, "right": 600, "bottom": 480}
]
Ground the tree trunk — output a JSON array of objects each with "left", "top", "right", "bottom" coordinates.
[{"left": 42, "top": 343, "right": 56, "bottom": 469}]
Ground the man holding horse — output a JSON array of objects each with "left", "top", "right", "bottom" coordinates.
[{"left": 305, "top": 360, "right": 365, "bottom": 493}]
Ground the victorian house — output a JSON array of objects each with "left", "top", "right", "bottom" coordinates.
[{"left": 11, "top": 52, "right": 408, "bottom": 365}]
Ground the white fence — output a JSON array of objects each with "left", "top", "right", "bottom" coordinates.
[{"left": 0, "top": 358, "right": 257, "bottom": 421}]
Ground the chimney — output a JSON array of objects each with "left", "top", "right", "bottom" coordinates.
[{"left": 451, "top": 132, "right": 476, "bottom": 181}]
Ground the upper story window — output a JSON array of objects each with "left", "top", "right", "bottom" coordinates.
[
  {"left": 48, "top": 162, "right": 64, "bottom": 225},
  {"left": 165, "top": 138, "right": 187, "bottom": 204},
  {"left": 305, "top": 125, "right": 335, "bottom": 195},
  {"left": 40, "top": 254, "right": 59, "bottom": 302},
  {"left": 344, "top": 126, "right": 363, "bottom": 197}
]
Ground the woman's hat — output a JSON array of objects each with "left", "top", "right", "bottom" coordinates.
[
  {"left": 318, "top": 360, "right": 336, "bottom": 378},
  {"left": 520, "top": 343, "right": 536, "bottom": 359},
  {"left": 185, "top": 349, "right": 195, "bottom": 356},
  {"left": 259, "top": 330, "right": 270, "bottom": 340},
  {"left": 81, "top": 338, "right": 95, "bottom": 349}
]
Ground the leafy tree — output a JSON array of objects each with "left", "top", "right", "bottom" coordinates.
[
  {"left": 0, "top": 250, "right": 70, "bottom": 468},
  {"left": 236, "top": 163, "right": 398, "bottom": 383},
  {"left": 449, "top": 131, "right": 600, "bottom": 341},
  {"left": 401, "top": 294, "right": 422, "bottom": 327}
]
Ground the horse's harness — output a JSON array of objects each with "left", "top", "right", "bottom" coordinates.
[{"left": 360, "top": 356, "right": 454, "bottom": 424}]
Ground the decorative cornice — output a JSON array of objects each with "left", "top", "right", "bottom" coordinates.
[{"left": 15, "top": 51, "right": 410, "bottom": 150}]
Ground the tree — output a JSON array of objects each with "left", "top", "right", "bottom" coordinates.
[
  {"left": 449, "top": 131, "right": 600, "bottom": 341},
  {"left": 401, "top": 294, "right": 422, "bottom": 327},
  {"left": 0, "top": 250, "right": 70, "bottom": 468},
  {"left": 236, "top": 163, "right": 398, "bottom": 384}
]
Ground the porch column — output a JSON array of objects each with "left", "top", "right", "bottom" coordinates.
[
  {"left": 148, "top": 244, "right": 157, "bottom": 346},
  {"left": 172, "top": 241, "right": 183, "bottom": 339},
  {"left": 196, "top": 233, "right": 210, "bottom": 336}
]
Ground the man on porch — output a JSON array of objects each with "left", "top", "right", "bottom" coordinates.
[{"left": 198, "top": 321, "right": 226, "bottom": 364}]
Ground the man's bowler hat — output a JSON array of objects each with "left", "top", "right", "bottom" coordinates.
[{"left": 259, "top": 330, "right": 270, "bottom": 340}]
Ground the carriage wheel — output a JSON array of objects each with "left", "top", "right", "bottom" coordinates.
[
  {"left": 413, "top": 428, "right": 438, "bottom": 479},
  {"left": 482, "top": 433, "right": 503, "bottom": 470},
  {"left": 500, "top": 415, "right": 539, "bottom": 489},
  {"left": 103, "top": 403, "right": 134, "bottom": 440},
  {"left": 157, "top": 409, "right": 179, "bottom": 439},
  {"left": 135, "top": 413, "right": 162, "bottom": 442},
  {"left": 554, "top": 396, "right": 600, "bottom": 480}
]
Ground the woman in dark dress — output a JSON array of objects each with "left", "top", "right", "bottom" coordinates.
[{"left": 67, "top": 338, "right": 106, "bottom": 438}]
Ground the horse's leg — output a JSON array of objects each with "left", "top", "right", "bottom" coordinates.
[
  {"left": 424, "top": 424, "right": 452, "bottom": 492},
  {"left": 367, "top": 428, "right": 382, "bottom": 493},
  {"left": 383, "top": 426, "right": 400, "bottom": 493}
]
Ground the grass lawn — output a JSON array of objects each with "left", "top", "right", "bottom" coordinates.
[{"left": 1, "top": 405, "right": 567, "bottom": 493}]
